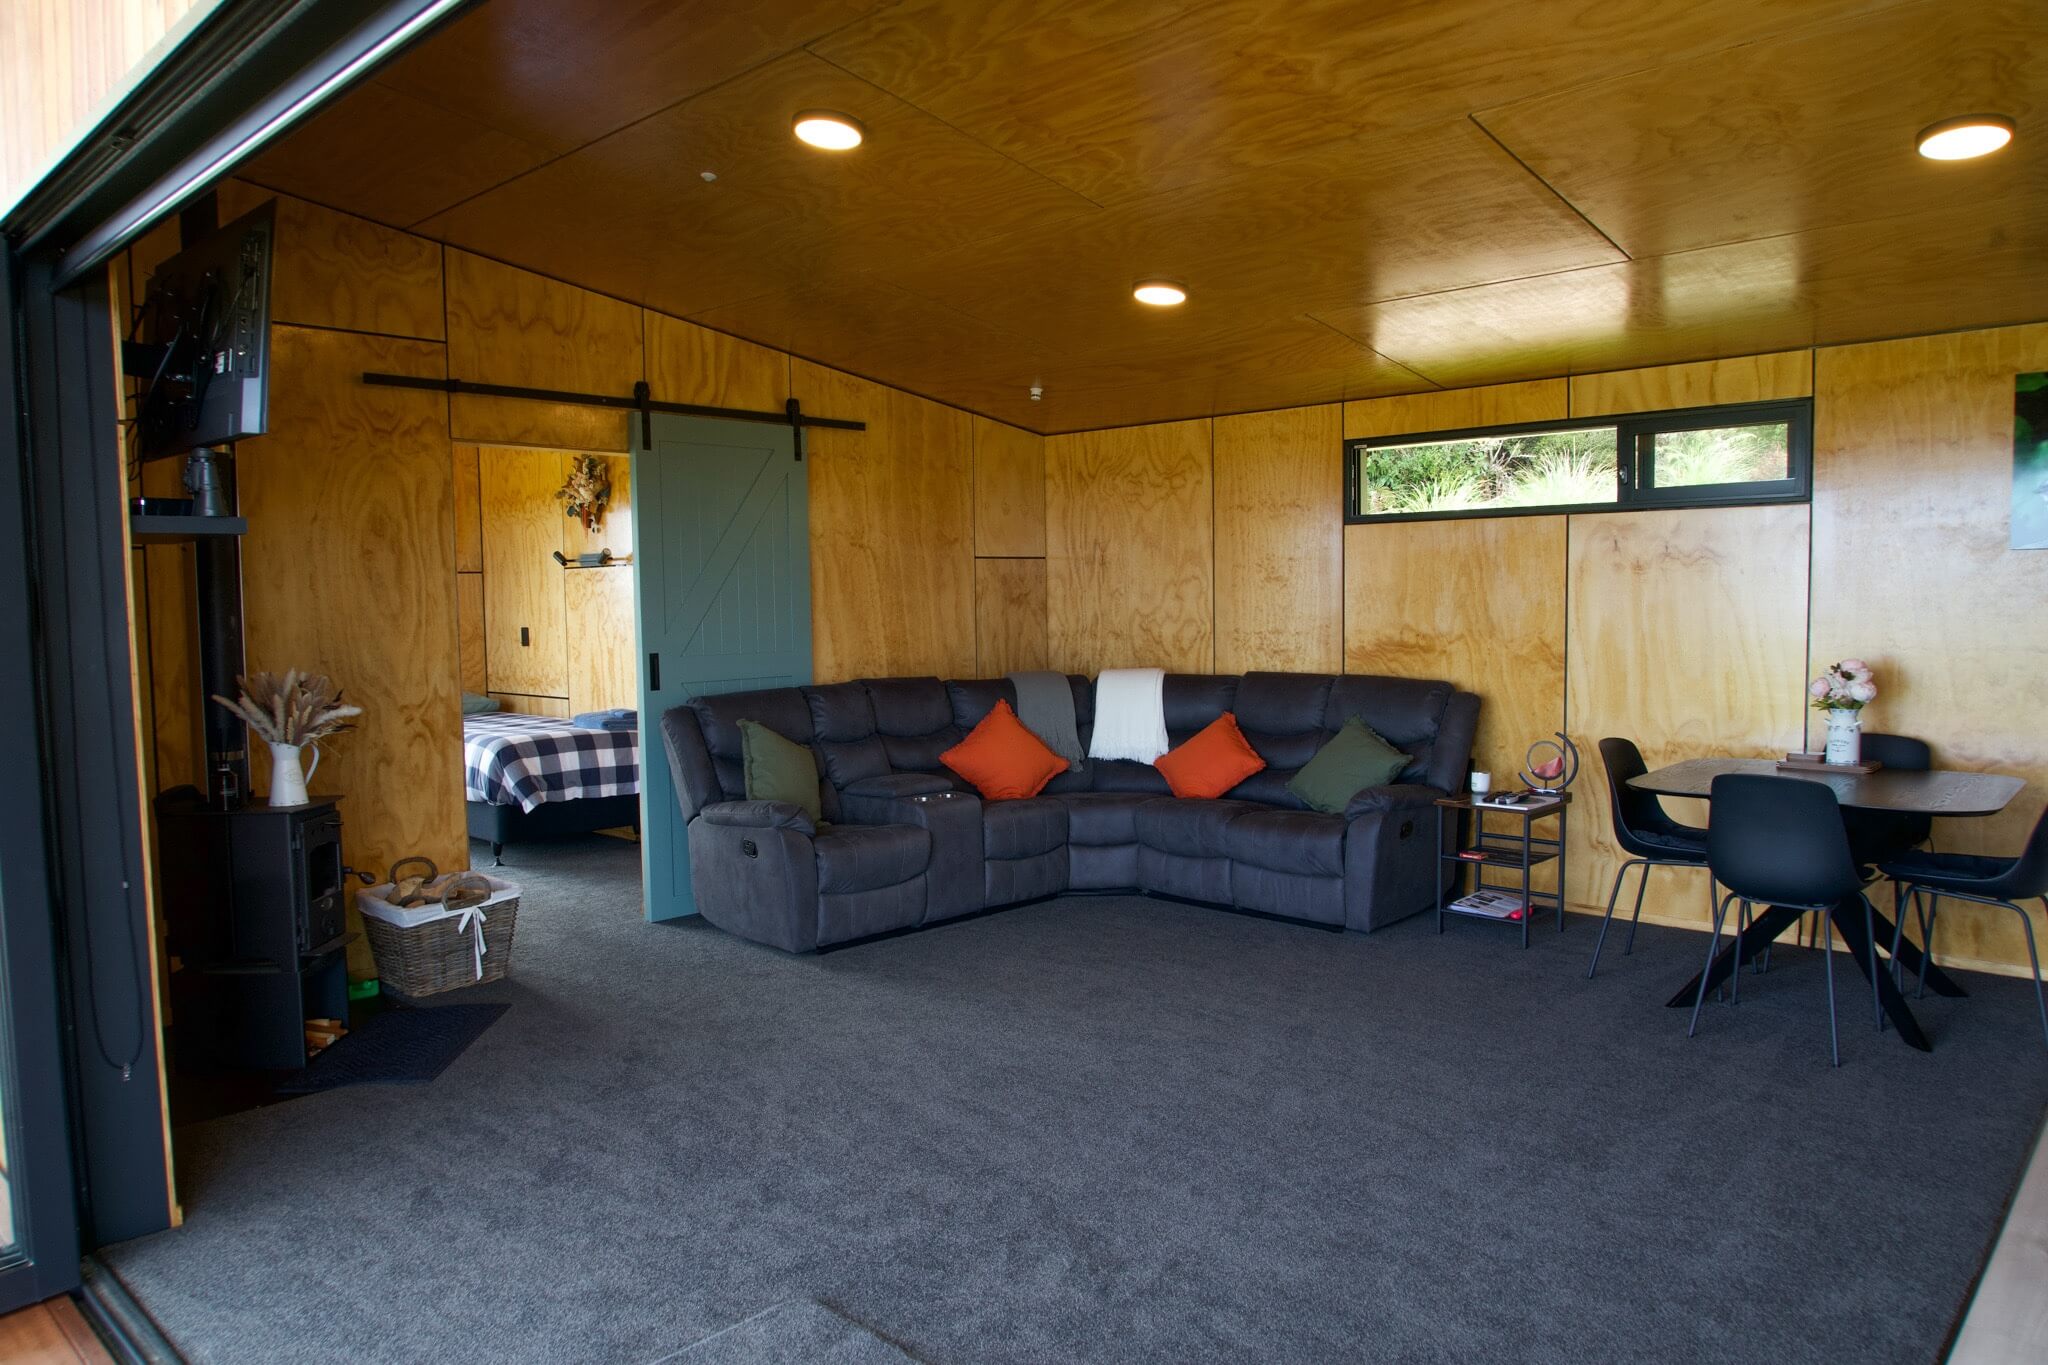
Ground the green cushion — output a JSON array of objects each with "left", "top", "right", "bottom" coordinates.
[
  {"left": 1287, "top": 718, "right": 1410, "bottom": 814},
  {"left": 460, "top": 691, "right": 500, "bottom": 716},
  {"left": 740, "top": 720, "right": 822, "bottom": 825}
]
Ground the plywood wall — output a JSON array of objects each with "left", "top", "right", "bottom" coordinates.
[
  {"left": 1046, "top": 419, "right": 1214, "bottom": 675},
  {"left": 130, "top": 183, "right": 1031, "bottom": 901},
  {"left": 125, "top": 178, "right": 2048, "bottom": 982},
  {"left": 1810, "top": 325, "right": 2048, "bottom": 974},
  {"left": 1213, "top": 405, "right": 1343, "bottom": 674},
  {"left": 235, "top": 326, "right": 465, "bottom": 880},
  {"left": 796, "top": 360, "right": 979, "bottom": 681},
  {"left": 1, "top": 0, "right": 208, "bottom": 213}
]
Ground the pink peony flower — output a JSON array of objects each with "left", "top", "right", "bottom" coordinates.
[
  {"left": 1848, "top": 680, "right": 1877, "bottom": 703},
  {"left": 1809, "top": 679, "right": 1831, "bottom": 698},
  {"left": 1838, "top": 658, "right": 1869, "bottom": 674}
]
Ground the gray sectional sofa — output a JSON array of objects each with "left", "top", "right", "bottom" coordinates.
[{"left": 660, "top": 671, "right": 1479, "bottom": 952}]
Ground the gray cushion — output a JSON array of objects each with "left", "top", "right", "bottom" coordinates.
[
  {"left": 814, "top": 824, "right": 930, "bottom": 894},
  {"left": 1056, "top": 793, "right": 1154, "bottom": 846},
  {"left": 983, "top": 798, "right": 1067, "bottom": 860},
  {"left": 1135, "top": 798, "right": 1256, "bottom": 857},
  {"left": 1224, "top": 809, "right": 1347, "bottom": 877}
]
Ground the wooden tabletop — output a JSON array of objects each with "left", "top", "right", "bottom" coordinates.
[{"left": 1630, "top": 757, "right": 2025, "bottom": 816}]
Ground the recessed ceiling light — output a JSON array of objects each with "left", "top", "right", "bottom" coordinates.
[
  {"left": 1133, "top": 279, "right": 1187, "bottom": 307},
  {"left": 793, "top": 110, "right": 864, "bottom": 151},
  {"left": 1917, "top": 115, "right": 2015, "bottom": 161}
]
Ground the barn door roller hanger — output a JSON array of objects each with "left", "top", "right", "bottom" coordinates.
[{"left": 358, "top": 372, "right": 866, "bottom": 460}]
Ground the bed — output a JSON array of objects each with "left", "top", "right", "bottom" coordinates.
[{"left": 463, "top": 712, "right": 641, "bottom": 865}]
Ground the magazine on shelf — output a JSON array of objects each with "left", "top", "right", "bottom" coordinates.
[
  {"left": 1448, "top": 888, "right": 1526, "bottom": 920},
  {"left": 1474, "top": 790, "right": 1559, "bottom": 810}
]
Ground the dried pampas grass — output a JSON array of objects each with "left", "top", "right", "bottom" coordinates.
[{"left": 212, "top": 670, "right": 362, "bottom": 746}]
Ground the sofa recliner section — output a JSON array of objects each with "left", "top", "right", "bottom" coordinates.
[{"left": 661, "top": 671, "right": 1479, "bottom": 952}]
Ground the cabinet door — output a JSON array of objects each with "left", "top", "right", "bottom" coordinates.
[{"left": 480, "top": 448, "right": 568, "bottom": 698}]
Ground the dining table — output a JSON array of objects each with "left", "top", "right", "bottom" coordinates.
[{"left": 1628, "top": 757, "right": 2028, "bottom": 1052}]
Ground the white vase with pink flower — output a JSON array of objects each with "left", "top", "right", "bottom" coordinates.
[{"left": 1809, "top": 659, "right": 1878, "bottom": 766}]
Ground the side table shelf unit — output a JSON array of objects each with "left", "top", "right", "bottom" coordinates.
[{"left": 1435, "top": 793, "right": 1571, "bottom": 948}]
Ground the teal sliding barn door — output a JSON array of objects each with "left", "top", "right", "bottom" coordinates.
[{"left": 633, "top": 414, "right": 809, "bottom": 922}]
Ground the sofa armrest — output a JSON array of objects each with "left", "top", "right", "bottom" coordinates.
[
  {"left": 1342, "top": 783, "right": 1447, "bottom": 819},
  {"left": 836, "top": 781, "right": 981, "bottom": 921},
  {"left": 843, "top": 772, "right": 957, "bottom": 800},
  {"left": 698, "top": 799, "right": 816, "bottom": 835}
]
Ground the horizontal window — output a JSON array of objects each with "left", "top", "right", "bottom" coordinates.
[{"left": 1346, "top": 399, "right": 1812, "bottom": 523}]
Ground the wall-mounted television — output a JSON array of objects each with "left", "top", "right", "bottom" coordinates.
[{"left": 125, "top": 201, "right": 275, "bottom": 465}]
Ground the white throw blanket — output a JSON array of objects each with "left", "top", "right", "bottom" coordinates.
[{"left": 1088, "top": 668, "right": 1169, "bottom": 764}]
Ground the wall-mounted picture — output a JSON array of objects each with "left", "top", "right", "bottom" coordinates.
[{"left": 2017, "top": 371, "right": 2048, "bottom": 549}]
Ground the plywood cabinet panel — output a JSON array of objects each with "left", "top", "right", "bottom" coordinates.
[
  {"left": 215, "top": 182, "right": 445, "bottom": 340},
  {"left": 1563, "top": 504, "right": 1811, "bottom": 923},
  {"left": 453, "top": 443, "right": 482, "bottom": 573},
  {"left": 457, "top": 572, "right": 486, "bottom": 695},
  {"left": 645, "top": 312, "right": 788, "bottom": 410},
  {"left": 794, "top": 360, "right": 976, "bottom": 681},
  {"left": 1213, "top": 404, "right": 1342, "bottom": 674},
  {"left": 489, "top": 692, "right": 572, "bottom": 718},
  {"left": 234, "top": 326, "right": 464, "bottom": 877},
  {"left": 480, "top": 448, "right": 569, "bottom": 697},
  {"left": 566, "top": 566, "right": 638, "bottom": 715},
  {"left": 1345, "top": 516, "right": 1566, "bottom": 790},
  {"left": 1046, "top": 419, "right": 1212, "bottom": 675},
  {"left": 1570, "top": 350, "right": 1811, "bottom": 417},
  {"left": 1345, "top": 379, "right": 1566, "bottom": 439},
  {"left": 974, "top": 558, "right": 1048, "bottom": 677},
  {"left": 445, "top": 251, "right": 642, "bottom": 452},
  {"left": 1810, "top": 323, "right": 2048, "bottom": 974},
  {"left": 973, "top": 416, "right": 1045, "bottom": 558}
]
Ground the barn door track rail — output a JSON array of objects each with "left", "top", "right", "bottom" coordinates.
[{"left": 359, "top": 372, "right": 865, "bottom": 459}]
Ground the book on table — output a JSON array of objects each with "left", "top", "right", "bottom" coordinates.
[{"left": 1449, "top": 888, "right": 1526, "bottom": 920}]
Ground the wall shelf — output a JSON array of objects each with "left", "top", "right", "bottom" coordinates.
[{"left": 130, "top": 513, "right": 247, "bottom": 545}]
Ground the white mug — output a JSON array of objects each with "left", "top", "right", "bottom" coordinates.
[{"left": 1469, "top": 771, "right": 1493, "bottom": 799}]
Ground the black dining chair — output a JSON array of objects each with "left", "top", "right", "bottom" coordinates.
[
  {"left": 1694, "top": 774, "right": 1877, "bottom": 1067},
  {"left": 1776, "top": 732, "right": 1932, "bottom": 984},
  {"left": 1879, "top": 807, "right": 2048, "bottom": 1051},
  {"left": 1586, "top": 738, "right": 1715, "bottom": 979},
  {"left": 1844, "top": 732, "right": 1935, "bottom": 865}
]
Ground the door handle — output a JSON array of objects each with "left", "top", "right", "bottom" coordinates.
[
  {"left": 520, "top": 626, "right": 530, "bottom": 647},
  {"left": 648, "top": 652, "right": 661, "bottom": 690}
]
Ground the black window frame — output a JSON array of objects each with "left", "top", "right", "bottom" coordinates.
[{"left": 1343, "top": 398, "right": 1813, "bottom": 524}]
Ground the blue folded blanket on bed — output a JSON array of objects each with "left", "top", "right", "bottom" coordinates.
[{"left": 573, "top": 709, "right": 637, "bottom": 732}]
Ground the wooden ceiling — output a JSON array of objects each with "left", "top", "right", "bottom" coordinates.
[{"left": 241, "top": 0, "right": 2047, "bottom": 432}]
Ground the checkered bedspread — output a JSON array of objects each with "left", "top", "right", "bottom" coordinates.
[{"left": 463, "top": 713, "right": 640, "bottom": 813}]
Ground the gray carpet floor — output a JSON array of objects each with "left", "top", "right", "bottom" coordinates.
[{"left": 106, "top": 835, "right": 2048, "bottom": 1365}]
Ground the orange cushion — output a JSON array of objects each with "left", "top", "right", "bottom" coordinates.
[
  {"left": 1154, "top": 711, "right": 1267, "bottom": 799},
  {"left": 941, "top": 699, "right": 1069, "bottom": 801}
]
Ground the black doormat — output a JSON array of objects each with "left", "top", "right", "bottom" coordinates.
[{"left": 276, "top": 1002, "right": 508, "bottom": 1094}]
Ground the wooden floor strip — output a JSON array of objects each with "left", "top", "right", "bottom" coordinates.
[
  {"left": 1950, "top": 1120, "right": 2048, "bottom": 1363},
  {"left": 0, "top": 1296, "right": 114, "bottom": 1364}
]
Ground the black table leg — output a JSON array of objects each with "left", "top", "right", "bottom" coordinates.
[
  {"left": 1870, "top": 902, "right": 1969, "bottom": 999},
  {"left": 1831, "top": 897, "right": 1932, "bottom": 1052},
  {"left": 1666, "top": 906, "right": 1800, "bottom": 1007},
  {"left": 1668, "top": 898, "right": 1936, "bottom": 1053}
]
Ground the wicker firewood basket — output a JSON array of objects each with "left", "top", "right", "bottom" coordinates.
[{"left": 357, "top": 868, "right": 520, "bottom": 999}]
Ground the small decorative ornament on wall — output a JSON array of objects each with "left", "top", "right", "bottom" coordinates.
[
  {"left": 2015, "top": 372, "right": 2048, "bottom": 550},
  {"left": 557, "top": 454, "right": 612, "bottom": 532}
]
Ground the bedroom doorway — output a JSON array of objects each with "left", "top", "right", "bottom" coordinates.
[{"left": 633, "top": 414, "right": 809, "bottom": 922}]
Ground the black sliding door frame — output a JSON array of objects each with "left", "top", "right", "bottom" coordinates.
[
  {"left": 0, "top": 251, "right": 86, "bottom": 1314},
  {"left": 0, "top": 0, "right": 475, "bottom": 1289}
]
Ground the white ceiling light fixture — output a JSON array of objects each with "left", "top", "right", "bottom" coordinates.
[
  {"left": 1916, "top": 114, "right": 2015, "bottom": 161},
  {"left": 793, "top": 110, "right": 865, "bottom": 151},
  {"left": 1133, "top": 279, "right": 1187, "bottom": 307}
]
